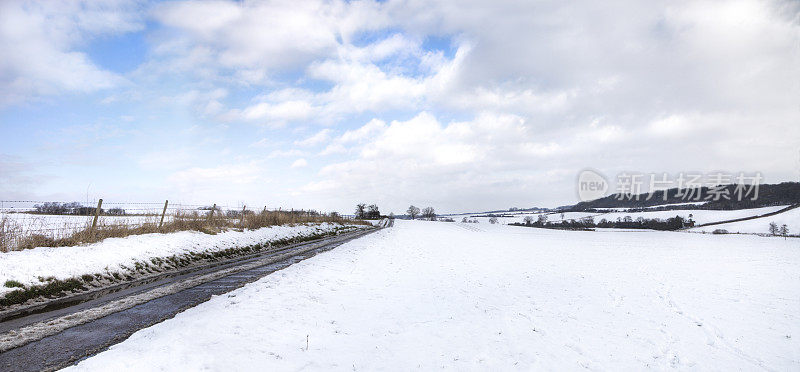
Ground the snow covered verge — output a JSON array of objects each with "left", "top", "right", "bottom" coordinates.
[
  {"left": 67, "top": 220, "right": 799, "bottom": 370},
  {"left": 0, "top": 223, "right": 368, "bottom": 301}
]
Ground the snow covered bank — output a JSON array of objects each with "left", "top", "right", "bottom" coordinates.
[
  {"left": 67, "top": 220, "right": 799, "bottom": 370},
  {"left": 0, "top": 223, "right": 365, "bottom": 297}
]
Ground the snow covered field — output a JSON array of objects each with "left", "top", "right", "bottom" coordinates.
[
  {"left": 449, "top": 211, "right": 544, "bottom": 225},
  {"left": 0, "top": 223, "right": 364, "bottom": 296},
  {"left": 459, "top": 205, "right": 791, "bottom": 227},
  {"left": 594, "top": 205, "right": 789, "bottom": 225},
  {"left": 0, "top": 213, "right": 172, "bottom": 238},
  {"left": 690, "top": 206, "right": 800, "bottom": 234},
  {"left": 67, "top": 220, "right": 799, "bottom": 370}
]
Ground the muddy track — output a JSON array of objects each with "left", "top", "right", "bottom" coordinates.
[
  {"left": 0, "top": 223, "right": 388, "bottom": 371},
  {"left": 0, "top": 227, "right": 364, "bottom": 324}
]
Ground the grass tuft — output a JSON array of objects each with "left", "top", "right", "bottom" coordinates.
[
  {"left": 4, "top": 280, "right": 24, "bottom": 288},
  {"left": 0, "top": 278, "right": 85, "bottom": 307}
]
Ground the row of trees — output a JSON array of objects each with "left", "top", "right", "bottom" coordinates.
[
  {"left": 407, "top": 205, "right": 436, "bottom": 220},
  {"left": 515, "top": 215, "right": 693, "bottom": 231},
  {"left": 354, "top": 204, "right": 381, "bottom": 219},
  {"left": 352, "top": 204, "right": 438, "bottom": 221},
  {"left": 33, "top": 202, "right": 127, "bottom": 216},
  {"left": 768, "top": 222, "right": 790, "bottom": 237}
]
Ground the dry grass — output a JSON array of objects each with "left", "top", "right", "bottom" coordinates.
[
  {"left": 0, "top": 210, "right": 369, "bottom": 252},
  {"left": 0, "top": 216, "right": 17, "bottom": 253}
]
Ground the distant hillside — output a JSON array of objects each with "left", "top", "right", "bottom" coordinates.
[{"left": 566, "top": 182, "right": 800, "bottom": 211}]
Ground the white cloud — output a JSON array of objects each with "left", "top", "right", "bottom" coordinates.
[
  {"left": 150, "top": 0, "right": 382, "bottom": 83},
  {"left": 268, "top": 149, "right": 305, "bottom": 158},
  {"left": 294, "top": 129, "right": 332, "bottom": 147},
  {"left": 353, "top": 33, "right": 421, "bottom": 62},
  {"left": 340, "top": 119, "right": 387, "bottom": 143},
  {"left": 249, "top": 138, "right": 271, "bottom": 148},
  {"left": 169, "top": 88, "right": 229, "bottom": 118},
  {"left": 302, "top": 112, "right": 585, "bottom": 211},
  {"left": 320, "top": 119, "right": 388, "bottom": 155},
  {"left": 218, "top": 39, "right": 467, "bottom": 124},
  {"left": 240, "top": 100, "right": 314, "bottom": 123},
  {"left": 0, "top": 0, "right": 144, "bottom": 105},
  {"left": 291, "top": 158, "right": 308, "bottom": 168},
  {"left": 4, "top": 0, "right": 799, "bottom": 212},
  {"left": 168, "top": 161, "right": 266, "bottom": 189},
  {"left": 312, "top": 60, "right": 426, "bottom": 112},
  {"left": 143, "top": 0, "right": 471, "bottom": 122},
  {"left": 648, "top": 115, "right": 690, "bottom": 138},
  {"left": 160, "top": 160, "right": 294, "bottom": 206},
  {"left": 319, "top": 143, "right": 347, "bottom": 156}
]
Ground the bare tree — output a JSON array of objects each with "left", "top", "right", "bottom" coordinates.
[
  {"left": 489, "top": 216, "right": 498, "bottom": 224},
  {"left": 421, "top": 207, "right": 436, "bottom": 220},
  {"left": 107, "top": 207, "right": 126, "bottom": 216},
  {"left": 34, "top": 202, "right": 83, "bottom": 215},
  {"left": 537, "top": 214, "right": 548, "bottom": 225},
  {"left": 523, "top": 216, "right": 534, "bottom": 225},
  {"left": 779, "top": 224, "right": 789, "bottom": 239},
  {"left": 367, "top": 204, "right": 381, "bottom": 219},
  {"left": 355, "top": 203, "right": 367, "bottom": 219},
  {"left": 407, "top": 205, "right": 420, "bottom": 220},
  {"left": 769, "top": 221, "right": 779, "bottom": 235},
  {"left": 462, "top": 216, "right": 469, "bottom": 223}
]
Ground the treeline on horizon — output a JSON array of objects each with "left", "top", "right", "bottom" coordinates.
[
  {"left": 511, "top": 214, "right": 694, "bottom": 231},
  {"left": 352, "top": 204, "right": 439, "bottom": 220}
]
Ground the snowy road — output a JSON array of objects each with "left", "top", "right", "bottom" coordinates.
[
  {"left": 0, "top": 227, "right": 383, "bottom": 371},
  {"left": 67, "top": 220, "right": 799, "bottom": 370}
]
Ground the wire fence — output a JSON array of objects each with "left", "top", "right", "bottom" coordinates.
[
  {"left": 0, "top": 199, "right": 354, "bottom": 252},
  {"left": 2, "top": 201, "right": 230, "bottom": 236}
]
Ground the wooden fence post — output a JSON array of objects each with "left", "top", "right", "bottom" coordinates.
[
  {"left": 90, "top": 199, "right": 103, "bottom": 233},
  {"left": 159, "top": 200, "right": 169, "bottom": 229}
]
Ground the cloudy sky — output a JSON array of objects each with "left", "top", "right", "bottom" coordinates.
[{"left": 1, "top": 0, "right": 798, "bottom": 214}]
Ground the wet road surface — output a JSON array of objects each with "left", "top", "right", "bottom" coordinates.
[{"left": 0, "top": 227, "right": 381, "bottom": 372}]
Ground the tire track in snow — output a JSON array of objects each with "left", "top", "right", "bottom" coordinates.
[{"left": 657, "top": 286, "right": 771, "bottom": 370}]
